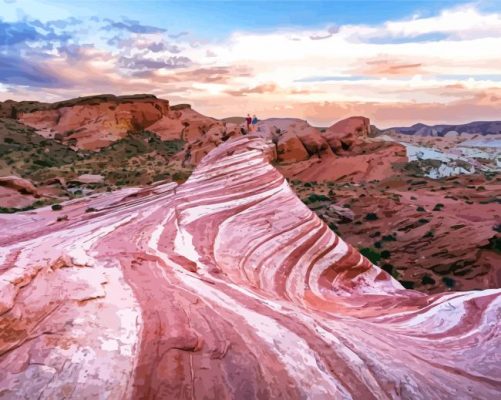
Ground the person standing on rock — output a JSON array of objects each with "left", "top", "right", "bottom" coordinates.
[
  {"left": 246, "top": 114, "right": 252, "bottom": 132},
  {"left": 251, "top": 114, "right": 259, "bottom": 131}
]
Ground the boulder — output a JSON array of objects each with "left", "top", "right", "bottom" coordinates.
[
  {"left": 276, "top": 132, "right": 309, "bottom": 163},
  {"left": 72, "top": 174, "right": 104, "bottom": 184},
  {"left": 322, "top": 116, "right": 370, "bottom": 153},
  {"left": 0, "top": 176, "right": 38, "bottom": 195}
]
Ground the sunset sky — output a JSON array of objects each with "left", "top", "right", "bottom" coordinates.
[{"left": 1, "top": 0, "right": 501, "bottom": 127}]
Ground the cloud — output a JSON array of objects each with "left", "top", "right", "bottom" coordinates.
[
  {"left": 225, "top": 83, "right": 277, "bottom": 97},
  {"left": 147, "top": 42, "right": 181, "bottom": 53},
  {"left": 169, "top": 31, "right": 189, "bottom": 39},
  {"left": 0, "top": 53, "right": 70, "bottom": 87},
  {"left": 1, "top": 4, "right": 501, "bottom": 127},
  {"left": 358, "top": 58, "right": 425, "bottom": 77},
  {"left": 119, "top": 55, "right": 191, "bottom": 70},
  {"left": 103, "top": 18, "right": 166, "bottom": 34},
  {"left": 309, "top": 25, "right": 339, "bottom": 40},
  {"left": 0, "top": 20, "right": 41, "bottom": 45}
]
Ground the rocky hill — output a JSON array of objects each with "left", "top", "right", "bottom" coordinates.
[
  {"left": 387, "top": 120, "right": 501, "bottom": 136},
  {"left": 0, "top": 136, "right": 499, "bottom": 398},
  {"left": 0, "top": 94, "right": 499, "bottom": 295}
]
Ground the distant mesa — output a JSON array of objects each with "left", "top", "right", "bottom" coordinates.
[{"left": 387, "top": 120, "right": 501, "bottom": 136}]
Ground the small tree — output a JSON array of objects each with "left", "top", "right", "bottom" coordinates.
[{"left": 10, "top": 106, "right": 18, "bottom": 119}]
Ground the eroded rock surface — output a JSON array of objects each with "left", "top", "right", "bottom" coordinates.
[{"left": 1, "top": 136, "right": 499, "bottom": 399}]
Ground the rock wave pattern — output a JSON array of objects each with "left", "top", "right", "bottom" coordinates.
[{"left": 1, "top": 136, "right": 500, "bottom": 399}]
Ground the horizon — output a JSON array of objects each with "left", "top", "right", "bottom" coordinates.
[
  {"left": 1, "top": 0, "right": 501, "bottom": 128},
  {"left": 3, "top": 91, "right": 501, "bottom": 129}
]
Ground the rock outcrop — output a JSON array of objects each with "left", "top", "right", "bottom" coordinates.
[
  {"left": 19, "top": 95, "right": 171, "bottom": 150},
  {"left": 323, "top": 116, "right": 370, "bottom": 153},
  {"left": 1, "top": 136, "right": 499, "bottom": 399},
  {"left": 277, "top": 131, "right": 309, "bottom": 163},
  {"left": 0, "top": 176, "right": 41, "bottom": 208}
]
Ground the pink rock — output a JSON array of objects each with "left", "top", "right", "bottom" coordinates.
[
  {"left": 0, "top": 137, "right": 499, "bottom": 399},
  {"left": 72, "top": 174, "right": 104, "bottom": 184},
  {"left": 0, "top": 175, "right": 38, "bottom": 195}
]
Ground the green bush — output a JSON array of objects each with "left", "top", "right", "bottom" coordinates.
[
  {"left": 365, "top": 213, "right": 378, "bottom": 221},
  {"left": 381, "top": 263, "right": 399, "bottom": 279},
  {"left": 442, "top": 276, "right": 455, "bottom": 288},
  {"left": 421, "top": 275, "right": 436, "bottom": 285},
  {"left": 399, "top": 280, "right": 415, "bottom": 289},
  {"left": 328, "top": 222, "right": 338, "bottom": 233},
  {"left": 433, "top": 203, "right": 444, "bottom": 211},
  {"left": 304, "top": 193, "right": 330, "bottom": 203},
  {"left": 172, "top": 171, "right": 191, "bottom": 182},
  {"left": 382, "top": 234, "right": 396, "bottom": 242},
  {"left": 380, "top": 250, "right": 391, "bottom": 259},
  {"left": 359, "top": 247, "right": 381, "bottom": 265}
]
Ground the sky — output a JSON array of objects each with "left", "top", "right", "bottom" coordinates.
[{"left": 1, "top": 0, "right": 501, "bottom": 127}]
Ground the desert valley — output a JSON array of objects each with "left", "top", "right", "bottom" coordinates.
[
  {"left": 1, "top": 0, "right": 501, "bottom": 397},
  {"left": 0, "top": 93, "right": 500, "bottom": 398}
]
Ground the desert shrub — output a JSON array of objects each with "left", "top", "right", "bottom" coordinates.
[
  {"left": 369, "top": 231, "right": 381, "bottom": 238},
  {"left": 423, "top": 230, "right": 434, "bottom": 238},
  {"left": 374, "top": 241, "right": 382, "bottom": 249},
  {"left": 172, "top": 171, "right": 191, "bottom": 183},
  {"left": 304, "top": 193, "right": 330, "bottom": 204},
  {"left": 382, "top": 234, "right": 396, "bottom": 242},
  {"left": 418, "top": 218, "right": 430, "bottom": 224},
  {"left": 399, "top": 280, "right": 415, "bottom": 289},
  {"left": 85, "top": 207, "right": 97, "bottom": 213},
  {"left": 442, "top": 276, "right": 455, "bottom": 288},
  {"left": 359, "top": 247, "right": 381, "bottom": 265},
  {"left": 34, "top": 158, "right": 54, "bottom": 167},
  {"left": 487, "top": 237, "right": 501, "bottom": 253},
  {"left": 380, "top": 250, "right": 391, "bottom": 259},
  {"left": 328, "top": 222, "right": 338, "bottom": 233},
  {"left": 51, "top": 204, "right": 63, "bottom": 211},
  {"left": 381, "top": 263, "right": 399, "bottom": 279},
  {"left": 421, "top": 275, "right": 436, "bottom": 285},
  {"left": 365, "top": 213, "right": 378, "bottom": 221},
  {"left": 433, "top": 203, "right": 444, "bottom": 211},
  {"left": 416, "top": 206, "right": 426, "bottom": 212}
]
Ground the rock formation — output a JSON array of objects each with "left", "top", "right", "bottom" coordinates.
[
  {"left": 1, "top": 136, "right": 499, "bottom": 399},
  {"left": 18, "top": 95, "right": 171, "bottom": 150},
  {"left": 0, "top": 176, "right": 41, "bottom": 208}
]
